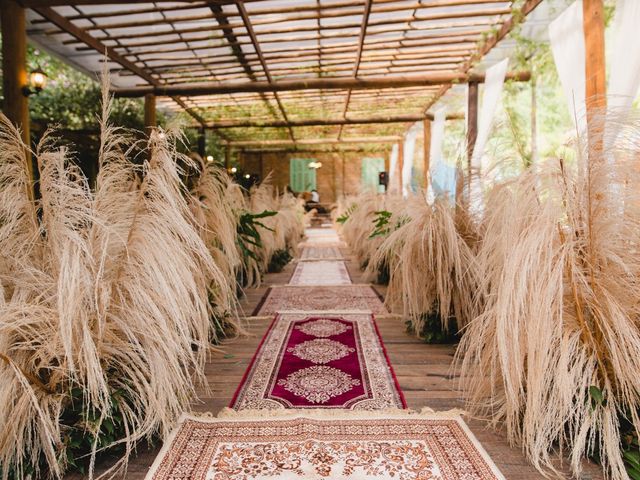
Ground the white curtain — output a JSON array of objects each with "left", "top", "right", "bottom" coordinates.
[
  {"left": 609, "top": 0, "right": 640, "bottom": 108},
  {"left": 548, "top": 0, "right": 587, "bottom": 135},
  {"left": 469, "top": 58, "right": 509, "bottom": 209},
  {"left": 388, "top": 143, "right": 399, "bottom": 193},
  {"left": 428, "top": 107, "right": 454, "bottom": 202},
  {"left": 402, "top": 123, "right": 419, "bottom": 197}
]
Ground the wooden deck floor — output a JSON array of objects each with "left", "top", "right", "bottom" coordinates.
[{"left": 70, "top": 244, "right": 604, "bottom": 480}]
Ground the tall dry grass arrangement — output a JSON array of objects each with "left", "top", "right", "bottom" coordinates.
[
  {"left": 338, "top": 191, "right": 387, "bottom": 267},
  {"left": 457, "top": 112, "right": 640, "bottom": 480},
  {"left": 188, "top": 156, "right": 242, "bottom": 325},
  {"left": 367, "top": 194, "right": 478, "bottom": 332},
  {"left": 0, "top": 83, "right": 223, "bottom": 479}
]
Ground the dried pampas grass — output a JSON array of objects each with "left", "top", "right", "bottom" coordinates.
[
  {"left": 457, "top": 112, "right": 640, "bottom": 480},
  {"left": 0, "top": 81, "right": 226, "bottom": 479}
]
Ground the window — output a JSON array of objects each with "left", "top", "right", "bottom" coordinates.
[
  {"left": 361, "top": 157, "right": 385, "bottom": 193},
  {"left": 290, "top": 158, "right": 317, "bottom": 193}
]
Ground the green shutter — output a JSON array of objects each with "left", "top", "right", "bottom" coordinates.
[
  {"left": 361, "top": 157, "right": 385, "bottom": 193},
  {"left": 290, "top": 158, "right": 317, "bottom": 192}
]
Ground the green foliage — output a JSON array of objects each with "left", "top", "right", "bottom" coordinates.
[
  {"left": 236, "top": 210, "right": 277, "bottom": 262},
  {"left": 369, "top": 210, "right": 393, "bottom": 238},
  {"left": 268, "top": 248, "right": 293, "bottom": 273},
  {"left": 336, "top": 204, "right": 357, "bottom": 224}
]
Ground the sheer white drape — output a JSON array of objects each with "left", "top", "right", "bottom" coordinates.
[
  {"left": 402, "top": 123, "right": 419, "bottom": 197},
  {"left": 388, "top": 143, "right": 399, "bottom": 193},
  {"left": 428, "top": 107, "right": 455, "bottom": 202},
  {"left": 549, "top": 1, "right": 586, "bottom": 135},
  {"left": 469, "top": 58, "right": 509, "bottom": 210},
  {"left": 609, "top": 0, "right": 640, "bottom": 109}
]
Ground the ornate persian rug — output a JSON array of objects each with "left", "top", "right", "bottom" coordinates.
[
  {"left": 231, "top": 312, "right": 405, "bottom": 410},
  {"left": 289, "top": 260, "right": 351, "bottom": 285},
  {"left": 146, "top": 409, "right": 506, "bottom": 480},
  {"left": 300, "top": 245, "right": 344, "bottom": 261},
  {"left": 252, "top": 285, "right": 387, "bottom": 316}
]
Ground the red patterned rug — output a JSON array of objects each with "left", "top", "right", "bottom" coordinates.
[
  {"left": 289, "top": 260, "right": 352, "bottom": 285},
  {"left": 231, "top": 313, "right": 405, "bottom": 410},
  {"left": 146, "top": 409, "right": 506, "bottom": 480},
  {"left": 252, "top": 285, "right": 387, "bottom": 316}
]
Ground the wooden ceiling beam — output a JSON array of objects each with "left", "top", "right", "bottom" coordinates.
[
  {"left": 205, "top": 113, "right": 464, "bottom": 129},
  {"left": 59, "top": 6, "right": 510, "bottom": 43},
  {"left": 228, "top": 136, "right": 402, "bottom": 147},
  {"left": 31, "top": 5, "right": 207, "bottom": 128},
  {"left": 114, "top": 71, "right": 531, "bottom": 97},
  {"left": 236, "top": 0, "right": 295, "bottom": 142},
  {"left": 424, "top": 0, "right": 544, "bottom": 113}
]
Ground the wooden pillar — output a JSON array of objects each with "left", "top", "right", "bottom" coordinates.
[
  {"left": 466, "top": 81, "right": 479, "bottom": 188},
  {"left": 423, "top": 118, "right": 432, "bottom": 189},
  {"left": 1, "top": 0, "right": 33, "bottom": 192},
  {"left": 197, "top": 127, "right": 206, "bottom": 157},
  {"left": 224, "top": 144, "right": 231, "bottom": 170},
  {"left": 582, "top": 0, "right": 606, "bottom": 157},
  {"left": 143, "top": 93, "right": 156, "bottom": 135},
  {"left": 397, "top": 141, "right": 404, "bottom": 193}
]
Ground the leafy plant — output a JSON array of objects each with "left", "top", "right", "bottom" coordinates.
[
  {"left": 369, "top": 210, "right": 392, "bottom": 238},
  {"left": 236, "top": 209, "right": 277, "bottom": 267},
  {"left": 268, "top": 248, "right": 293, "bottom": 273},
  {"left": 336, "top": 204, "right": 357, "bottom": 224}
]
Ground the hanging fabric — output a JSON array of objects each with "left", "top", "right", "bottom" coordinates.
[
  {"left": 388, "top": 143, "right": 399, "bottom": 194},
  {"left": 402, "top": 123, "right": 419, "bottom": 197},
  {"left": 428, "top": 107, "right": 456, "bottom": 202},
  {"left": 548, "top": 1, "right": 587, "bottom": 135},
  {"left": 469, "top": 58, "right": 509, "bottom": 211}
]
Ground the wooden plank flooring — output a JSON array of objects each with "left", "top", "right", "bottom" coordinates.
[{"left": 68, "top": 242, "right": 604, "bottom": 480}]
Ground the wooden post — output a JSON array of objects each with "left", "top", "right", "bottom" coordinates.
[
  {"left": 1, "top": 0, "right": 33, "bottom": 191},
  {"left": 143, "top": 93, "right": 156, "bottom": 135},
  {"left": 582, "top": 0, "right": 606, "bottom": 157},
  {"left": 423, "top": 118, "right": 432, "bottom": 189},
  {"left": 466, "top": 81, "right": 479, "bottom": 188},
  {"left": 197, "top": 127, "right": 206, "bottom": 157},
  {"left": 224, "top": 144, "right": 231, "bottom": 170},
  {"left": 397, "top": 141, "right": 404, "bottom": 193}
]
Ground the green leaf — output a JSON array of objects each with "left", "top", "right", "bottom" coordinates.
[{"left": 589, "top": 386, "right": 604, "bottom": 406}]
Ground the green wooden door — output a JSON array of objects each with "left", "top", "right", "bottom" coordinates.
[
  {"left": 361, "top": 157, "right": 385, "bottom": 193},
  {"left": 290, "top": 158, "right": 317, "bottom": 193}
]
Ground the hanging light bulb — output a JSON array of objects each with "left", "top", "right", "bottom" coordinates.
[
  {"left": 206, "top": 155, "right": 214, "bottom": 163},
  {"left": 22, "top": 67, "right": 48, "bottom": 96}
]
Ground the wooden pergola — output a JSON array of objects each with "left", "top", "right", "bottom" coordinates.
[{"left": 2, "top": 0, "right": 606, "bottom": 172}]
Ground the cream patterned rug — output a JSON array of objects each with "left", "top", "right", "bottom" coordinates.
[
  {"left": 231, "top": 312, "right": 405, "bottom": 410},
  {"left": 289, "top": 260, "right": 352, "bottom": 285},
  {"left": 146, "top": 409, "right": 506, "bottom": 480},
  {"left": 300, "top": 245, "right": 344, "bottom": 261},
  {"left": 252, "top": 285, "right": 387, "bottom": 316}
]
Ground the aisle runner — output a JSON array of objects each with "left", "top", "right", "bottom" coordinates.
[
  {"left": 300, "top": 245, "right": 343, "bottom": 260},
  {"left": 289, "top": 260, "right": 351, "bottom": 285},
  {"left": 254, "top": 285, "right": 387, "bottom": 316},
  {"left": 231, "top": 312, "right": 405, "bottom": 410},
  {"left": 146, "top": 410, "right": 506, "bottom": 480}
]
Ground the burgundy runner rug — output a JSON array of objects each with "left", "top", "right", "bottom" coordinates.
[
  {"left": 252, "top": 285, "right": 387, "bottom": 316},
  {"left": 231, "top": 312, "right": 405, "bottom": 410}
]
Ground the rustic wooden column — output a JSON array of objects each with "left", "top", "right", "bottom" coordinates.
[
  {"left": 582, "top": 0, "right": 606, "bottom": 158},
  {"left": 397, "top": 141, "right": 404, "bottom": 192},
  {"left": 224, "top": 144, "right": 231, "bottom": 170},
  {"left": 197, "top": 127, "right": 206, "bottom": 157},
  {"left": 466, "top": 81, "right": 479, "bottom": 191},
  {"left": 143, "top": 93, "right": 156, "bottom": 135},
  {"left": 423, "top": 118, "right": 432, "bottom": 189},
  {"left": 2, "top": 0, "right": 33, "bottom": 193}
]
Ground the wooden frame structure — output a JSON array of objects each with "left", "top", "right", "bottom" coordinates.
[{"left": 9, "top": 0, "right": 544, "bottom": 148}]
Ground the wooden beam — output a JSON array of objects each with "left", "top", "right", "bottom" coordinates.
[
  {"left": 204, "top": 113, "right": 463, "bottom": 129},
  {"left": 582, "top": 0, "right": 606, "bottom": 157},
  {"left": 236, "top": 0, "right": 295, "bottom": 142},
  {"left": 229, "top": 136, "right": 401, "bottom": 147},
  {"left": 32, "top": 5, "right": 206, "bottom": 129},
  {"left": 143, "top": 93, "right": 156, "bottom": 135},
  {"left": 1, "top": 0, "right": 30, "bottom": 145},
  {"left": 423, "top": 118, "right": 432, "bottom": 189},
  {"left": 423, "top": 0, "right": 543, "bottom": 114},
  {"left": 1, "top": 0, "right": 34, "bottom": 196},
  {"left": 114, "top": 71, "right": 531, "bottom": 97}
]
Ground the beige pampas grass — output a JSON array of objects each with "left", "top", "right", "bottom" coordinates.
[
  {"left": 457, "top": 112, "right": 640, "bottom": 480},
  {"left": 0, "top": 79, "right": 226, "bottom": 479}
]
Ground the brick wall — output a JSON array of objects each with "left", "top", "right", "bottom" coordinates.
[{"left": 239, "top": 148, "right": 392, "bottom": 204}]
